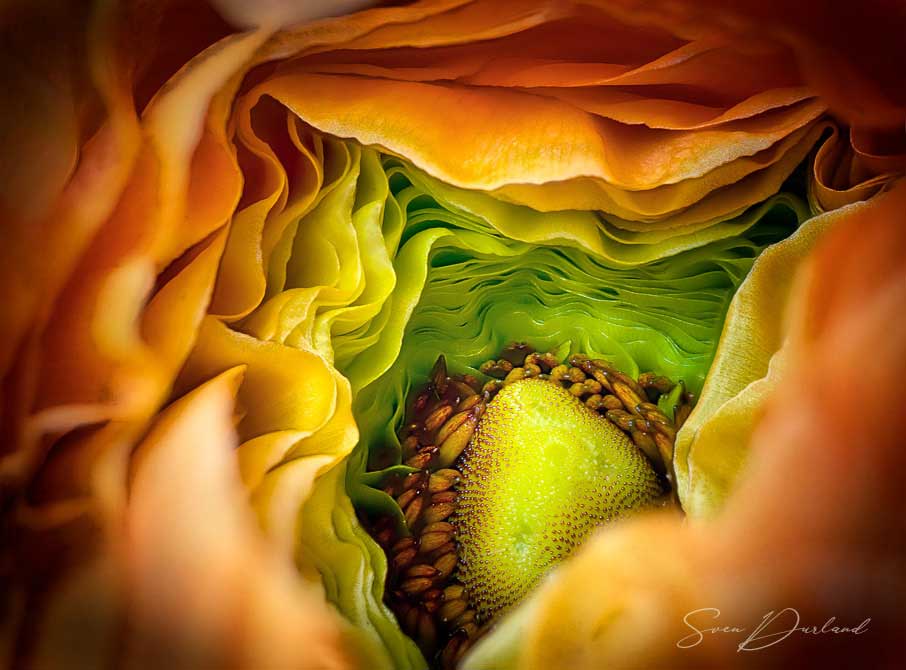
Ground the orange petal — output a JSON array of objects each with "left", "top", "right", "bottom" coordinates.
[{"left": 125, "top": 366, "right": 354, "bottom": 669}]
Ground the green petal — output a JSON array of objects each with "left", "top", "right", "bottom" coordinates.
[{"left": 298, "top": 461, "right": 425, "bottom": 670}]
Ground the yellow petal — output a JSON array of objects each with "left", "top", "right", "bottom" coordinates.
[
  {"left": 177, "top": 316, "right": 336, "bottom": 439},
  {"left": 673, "top": 196, "right": 848, "bottom": 517}
]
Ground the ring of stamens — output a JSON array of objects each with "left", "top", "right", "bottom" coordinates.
[{"left": 367, "top": 344, "right": 694, "bottom": 668}]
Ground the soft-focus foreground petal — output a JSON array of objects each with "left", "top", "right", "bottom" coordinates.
[
  {"left": 209, "top": 0, "right": 377, "bottom": 30},
  {"left": 126, "top": 366, "right": 353, "bottom": 670},
  {"left": 0, "top": 0, "right": 245, "bottom": 486},
  {"left": 464, "top": 179, "right": 906, "bottom": 670},
  {"left": 0, "top": 0, "right": 140, "bottom": 422},
  {"left": 0, "top": 3, "right": 356, "bottom": 667}
]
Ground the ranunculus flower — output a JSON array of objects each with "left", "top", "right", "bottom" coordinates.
[{"left": 1, "top": 1, "right": 904, "bottom": 669}]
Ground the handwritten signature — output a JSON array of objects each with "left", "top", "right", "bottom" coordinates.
[{"left": 677, "top": 607, "right": 870, "bottom": 651}]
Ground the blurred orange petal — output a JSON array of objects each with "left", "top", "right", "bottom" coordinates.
[{"left": 125, "top": 366, "right": 354, "bottom": 669}]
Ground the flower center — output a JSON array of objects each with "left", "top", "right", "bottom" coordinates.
[
  {"left": 368, "top": 345, "right": 690, "bottom": 668},
  {"left": 454, "top": 377, "right": 663, "bottom": 622}
]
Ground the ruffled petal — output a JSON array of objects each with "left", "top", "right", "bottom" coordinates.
[{"left": 236, "top": 0, "right": 826, "bottom": 228}]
